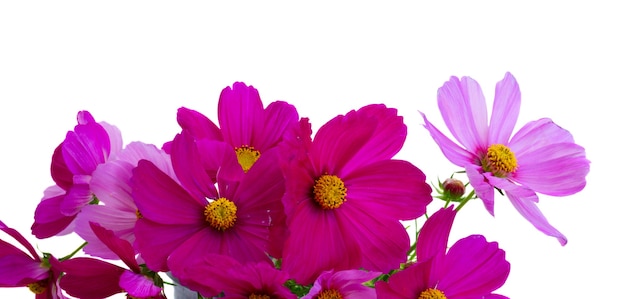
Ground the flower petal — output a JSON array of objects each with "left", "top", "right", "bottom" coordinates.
[
  {"left": 255, "top": 100, "right": 299, "bottom": 152},
  {"left": 509, "top": 118, "right": 575, "bottom": 157},
  {"left": 119, "top": 270, "right": 162, "bottom": 298},
  {"left": 506, "top": 188, "right": 568, "bottom": 245},
  {"left": 489, "top": 72, "right": 521, "bottom": 144},
  {"left": 416, "top": 206, "right": 456, "bottom": 263},
  {"left": 60, "top": 257, "right": 124, "bottom": 299},
  {"left": 437, "top": 76, "right": 488, "bottom": 153},
  {"left": 420, "top": 112, "right": 476, "bottom": 168},
  {"left": 176, "top": 106, "right": 223, "bottom": 141},
  {"left": 218, "top": 82, "right": 264, "bottom": 148},
  {"left": 466, "top": 166, "right": 496, "bottom": 215}
]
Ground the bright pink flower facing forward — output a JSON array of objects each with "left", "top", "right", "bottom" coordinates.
[
  {"left": 279, "top": 104, "right": 433, "bottom": 284},
  {"left": 32, "top": 111, "right": 123, "bottom": 239},
  {"left": 376, "top": 207, "right": 510, "bottom": 299},
  {"left": 421, "top": 72, "right": 590, "bottom": 245},
  {"left": 0, "top": 221, "right": 66, "bottom": 299}
]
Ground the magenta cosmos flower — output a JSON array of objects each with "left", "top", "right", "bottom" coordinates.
[
  {"left": 58, "top": 222, "right": 164, "bottom": 299},
  {"left": 171, "top": 253, "right": 296, "bottom": 299},
  {"left": 131, "top": 129, "right": 286, "bottom": 274},
  {"left": 302, "top": 269, "right": 381, "bottom": 299},
  {"left": 421, "top": 72, "right": 590, "bottom": 245},
  {"left": 376, "top": 207, "right": 510, "bottom": 299},
  {"left": 0, "top": 220, "right": 66, "bottom": 298},
  {"left": 31, "top": 110, "right": 123, "bottom": 238},
  {"left": 73, "top": 141, "right": 176, "bottom": 260},
  {"left": 279, "top": 104, "right": 433, "bottom": 285}
]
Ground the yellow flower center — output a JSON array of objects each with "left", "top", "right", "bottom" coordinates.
[
  {"left": 316, "top": 289, "right": 343, "bottom": 299},
  {"left": 313, "top": 174, "right": 347, "bottom": 209},
  {"left": 481, "top": 144, "right": 518, "bottom": 177},
  {"left": 27, "top": 280, "right": 47, "bottom": 294},
  {"left": 135, "top": 209, "right": 143, "bottom": 219},
  {"left": 249, "top": 294, "right": 271, "bottom": 299},
  {"left": 204, "top": 197, "right": 237, "bottom": 230},
  {"left": 235, "top": 146, "right": 261, "bottom": 172},
  {"left": 418, "top": 288, "right": 446, "bottom": 299}
]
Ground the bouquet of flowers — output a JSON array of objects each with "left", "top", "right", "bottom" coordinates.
[{"left": 0, "top": 72, "right": 589, "bottom": 299}]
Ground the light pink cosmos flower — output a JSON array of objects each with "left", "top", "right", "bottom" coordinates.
[
  {"left": 421, "top": 72, "right": 590, "bottom": 245},
  {"left": 279, "top": 104, "right": 433, "bottom": 285},
  {"left": 58, "top": 222, "right": 164, "bottom": 299},
  {"left": 302, "top": 269, "right": 381, "bottom": 299},
  {"left": 0, "top": 220, "right": 66, "bottom": 299},
  {"left": 31, "top": 111, "right": 123, "bottom": 238},
  {"left": 171, "top": 253, "right": 296, "bottom": 299},
  {"left": 375, "top": 207, "right": 510, "bottom": 299},
  {"left": 73, "top": 141, "right": 176, "bottom": 260}
]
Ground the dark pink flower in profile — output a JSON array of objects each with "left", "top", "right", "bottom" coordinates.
[
  {"left": 421, "top": 72, "right": 590, "bottom": 245},
  {"left": 172, "top": 253, "right": 295, "bottom": 299},
  {"left": 59, "top": 222, "right": 164, "bottom": 299},
  {"left": 73, "top": 142, "right": 176, "bottom": 260},
  {"left": 0, "top": 220, "right": 66, "bottom": 298},
  {"left": 376, "top": 207, "right": 510, "bottom": 299},
  {"left": 131, "top": 129, "right": 286, "bottom": 273},
  {"left": 302, "top": 269, "right": 381, "bottom": 299},
  {"left": 279, "top": 104, "right": 433, "bottom": 284},
  {"left": 32, "top": 111, "right": 123, "bottom": 238}
]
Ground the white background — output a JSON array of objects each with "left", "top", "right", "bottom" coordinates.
[{"left": 1, "top": 1, "right": 623, "bottom": 298}]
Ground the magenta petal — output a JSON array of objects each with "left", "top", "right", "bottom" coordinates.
[
  {"left": 75, "top": 205, "right": 137, "bottom": 260},
  {"left": 60, "top": 257, "right": 124, "bottom": 299},
  {"left": 506, "top": 192, "right": 568, "bottom": 245},
  {"left": 50, "top": 143, "right": 73, "bottom": 190},
  {"left": 177, "top": 106, "right": 223, "bottom": 141},
  {"left": 375, "top": 260, "right": 432, "bottom": 299},
  {"left": 416, "top": 207, "right": 456, "bottom": 262},
  {"left": 89, "top": 222, "right": 140, "bottom": 272},
  {"left": 62, "top": 121, "right": 110, "bottom": 175},
  {"left": 489, "top": 72, "right": 520, "bottom": 144},
  {"left": 31, "top": 187, "right": 76, "bottom": 238},
  {"left": 0, "top": 255, "right": 48, "bottom": 286},
  {"left": 421, "top": 112, "right": 476, "bottom": 168},
  {"left": 60, "top": 181, "right": 93, "bottom": 216},
  {"left": 438, "top": 235, "right": 510, "bottom": 298},
  {"left": 343, "top": 159, "right": 432, "bottom": 220},
  {"left": 170, "top": 131, "right": 220, "bottom": 201},
  {"left": 119, "top": 270, "right": 162, "bottom": 298},
  {"left": 255, "top": 100, "right": 299, "bottom": 151},
  {"left": 437, "top": 75, "right": 489, "bottom": 153},
  {"left": 218, "top": 82, "right": 264, "bottom": 148}
]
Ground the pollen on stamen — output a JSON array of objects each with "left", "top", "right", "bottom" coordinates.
[
  {"left": 204, "top": 197, "right": 238, "bottom": 231},
  {"left": 27, "top": 280, "right": 47, "bottom": 295},
  {"left": 418, "top": 288, "right": 447, "bottom": 299},
  {"left": 481, "top": 144, "right": 518, "bottom": 177},
  {"left": 316, "top": 289, "right": 343, "bottom": 299},
  {"left": 313, "top": 174, "right": 347, "bottom": 209},
  {"left": 235, "top": 145, "right": 261, "bottom": 172},
  {"left": 248, "top": 293, "right": 271, "bottom": 299}
]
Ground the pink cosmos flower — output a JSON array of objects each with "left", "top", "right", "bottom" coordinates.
[
  {"left": 131, "top": 129, "right": 286, "bottom": 274},
  {"left": 279, "top": 104, "right": 433, "bottom": 284},
  {"left": 421, "top": 72, "right": 590, "bottom": 245},
  {"left": 375, "top": 207, "right": 510, "bottom": 299},
  {"left": 73, "top": 141, "right": 176, "bottom": 260},
  {"left": 171, "top": 253, "right": 296, "bottom": 299},
  {"left": 0, "top": 220, "right": 66, "bottom": 299},
  {"left": 31, "top": 111, "right": 123, "bottom": 238},
  {"left": 58, "top": 222, "right": 164, "bottom": 299},
  {"left": 302, "top": 269, "right": 381, "bottom": 299}
]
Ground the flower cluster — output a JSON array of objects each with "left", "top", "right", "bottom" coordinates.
[{"left": 0, "top": 73, "right": 589, "bottom": 299}]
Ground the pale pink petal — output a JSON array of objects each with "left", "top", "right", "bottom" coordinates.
[
  {"left": 506, "top": 189, "right": 567, "bottom": 245},
  {"left": 119, "top": 271, "right": 161, "bottom": 298},
  {"left": 466, "top": 166, "right": 496, "bottom": 215},
  {"left": 421, "top": 112, "right": 475, "bottom": 168},
  {"left": 489, "top": 72, "right": 521, "bottom": 144},
  {"left": 437, "top": 76, "right": 488, "bottom": 153},
  {"left": 509, "top": 118, "right": 575, "bottom": 157}
]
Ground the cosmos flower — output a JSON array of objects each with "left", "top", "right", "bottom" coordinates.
[
  {"left": 58, "top": 222, "right": 164, "bottom": 299},
  {"left": 279, "top": 104, "right": 433, "bottom": 284},
  {"left": 31, "top": 111, "right": 123, "bottom": 238},
  {"left": 421, "top": 72, "right": 590, "bottom": 245},
  {"left": 73, "top": 141, "right": 176, "bottom": 260},
  {"left": 302, "top": 269, "right": 381, "bottom": 299},
  {"left": 375, "top": 206, "right": 510, "bottom": 299},
  {"left": 131, "top": 130, "right": 286, "bottom": 274},
  {"left": 0, "top": 220, "right": 66, "bottom": 299},
  {"left": 171, "top": 253, "right": 296, "bottom": 299}
]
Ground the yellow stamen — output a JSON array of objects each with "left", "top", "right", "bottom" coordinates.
[
  {"left": 204, "top": 198, "right": 238, "bottom": 230},
  {"left": 135, "top": 209, "right": 143, "bottom": 219},
  {"left": 27, "top": 280, "right": 47, "bottom": 295},
  {"left": 418, "top": 288, "right": 447, "bottom": 299},
  {"left": 249, "top": 294, "right": 271, "bottom": 299},
  {"left": 481, "top": 144, "right": 518, "bottom": 177},
  {"left": 235, "top": 146, "right": 261, "bottom": 172},
  {"left": 313, "top": 174, "right": 347, "bottom": 209},
  {"left": 315, "top": 289, "right": 343, "bottom": 299}
]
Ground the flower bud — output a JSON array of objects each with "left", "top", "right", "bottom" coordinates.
[{"left": 442, "top": 178, "right": 465, "bottom": 200}]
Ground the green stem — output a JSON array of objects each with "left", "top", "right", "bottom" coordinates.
[
  {"left": 454, "top": 190, "right": 475, "bottom": 212},
  {"left": 60, "top": 241, "right": 88, "bottom": 261}
]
